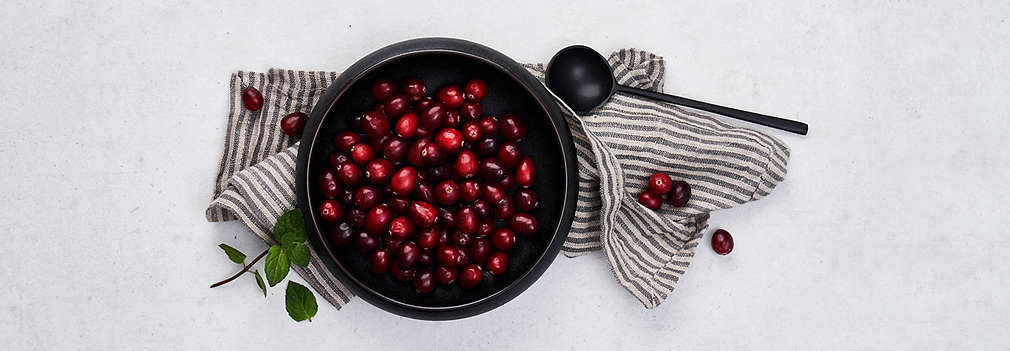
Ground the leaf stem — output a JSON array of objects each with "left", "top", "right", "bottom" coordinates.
[{"left": 210, "top": 249, "right": 269, "bottom": 288}]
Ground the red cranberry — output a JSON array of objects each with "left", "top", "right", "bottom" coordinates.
[
  {"left": 419, "top": 102, "right": 445, "bottom": 129},
  {"left": 434, "top": 128, "right": 463, "bottom": 154},
  {"left": 368, "top": 135, "right": 391, "bottom": 154},
  {"left": 435, "top": 244, "right": 459, "bottom": 267},
  {"left": 330, "top": 153, "right": 350, "bottom": 168},
  {"left": 382, "top": 94, "right": 410, "bottom": 118},
  {"left": 390, "top": 262, "right": 415, "bottom": 282},
  {"left": 497, "top": 173, "right": 516, "bottom": 190},
  {"left": 478, "top": 158, "right": 506, "bottom": 181},
  {"left": 400, "top": 78, "right": 426, "bottom": 100},
  {"left": 468, "top": 238, "right": 492, "bottom": 265},
  {"left": 353, "top": 186, "right": 382, "bottom": 209},
  {"left": 471, "top": 198, "right": 492, "bottom": 219},
  {"left": 241, "top": 87, "right": 264, "bottom": 111},
  {"left": 389, "top": 196, "right": 409, "bottom": 215},
  {"left": 369, "top": 249, "right": 392, "bottom": 274},
  {"left": 647, "top": 173, "right": 673, "bottom": 195},
  {"left": 346, "top": 208, "right": 366, "bottom": 228},
  {"left": 407, "top": 139, "right": 429, "bottom": 167},
  {"left": 510, "top": 213, "right": 539, "bottom": 235},
  {"left": 356, "top": 231, "right": 379, "bottom": 252},
  {"left": 487, "top": 252, "right": 508, "bottom": 275},
  {"left": 494, "top": 197, "right": 515, "bottom": 219},
  {"left": 330, "top": 222, "right": 354, "bottom": 246},
  {"left": 637, "top": 191, "right": 663, "bottom": 210},
  {"left": 383, "top": 234, "right": 402, "bottom": 251},
  {"left": 372, "top": 78, "right": 397, "bottom": 101},
  {"left": 437, "top": 207, "right": 456, "bottom": 228},
  {"left": 437, "top": 228, "right": 451, "bottom": 246},
  {"left": 319, "top": 200, "right": 343, "bottom": 222},
  {"left": 514, "top": 189, "right": 539, "bottom": 211},
  {"left": 435, "top": 266, "right": 458, "bottom": 285},
  {"left": 381, "top": 137, "right": 408, "bottom": 161},
  {"left": 365, "top": 204, "right": 392, "bottom": 236},
  {"left": 420, "top": 141, "right": 447, "bottom": 166},
  {"left": 498, "top": 113, "right": 526, "bottom": 141},
  {"left": 394, "top": 112, "right": 418, "bottom": 138},
  {"left": 396, "top": 242, "right": 420, "bottom": 269},
  {"left": 490, "top": 228, "right": 516, "bottom": 250},
  {"left": 460, "top": 180, "right": 481, "bottom": 201},
  {"left": 413, "top": 268, "right": 435, "bottom": 293},
  {"left": 477, "top": 219, "right": 494, "bottom": 236},
  {"left": 413, "top": 182, "right": 435, "bottom": 203},
  {"left": 436, "top": 85, "right": 464, "bottom": 108},
  {"left": 454, "top": 247, "right": 469, "bottom": 267},
  {"left": 478, "top": 116, "right": 499, "bottom": 136},
  {"left": 461, "top": 121, "right": 483, "bottom": 143},
  {"left": 451, "top": 230, "right": 472, "bottom": 247},
  {"left": 360, "top": 110, "right": 389, "bottom": 140},
  {"left": 454, "top": 150, "right": 479, "bottom": 179},
  {"left": 416, "top": 227, "right": 440, "bottom": 249},
  {"left": 336, "top": 162, "right": 363, "bottom": 186},
  {"left": 456, "top": 207, "right": 478, "bottom": 234},
  {"left": 390, "top": 166, "right": 418, "bottom": 196},
  {"left": 414, "top": 97, "right": 435, "bottom": 115},
  {"left": 515, "top": 157, "right": 536, "bottom": 188},
  {"left": 388, "top": 216, "right": 415, "bottom": 240},
  {"left": 482, "top": 183, "right": 506, "bottom": 205},
  {"left": 418, "top": 249, "right": 434, "bottom": 266},
  {"left": 334, "top": 131, "right": 361, "bottom": 152},
  {"left": 349, "top": 143, "right": 374, "bottom": 165},
  {"left": 365, "top": 158, "right": 394, "bottom": 184},
  {"left": 435, "top": 180, "right": 460, "bottom": 206},
  {"left": 711, "top": 229, "right": 734, "bottom": 255},
  {"left": 281, "top": 112, "right": 308, "bottom": 137},
  {"left": 318, "top": 168, "right": 341, "bottom": 198},
  {"left": 459, "top": 264, "right": 483, "bottom": 289},
  {"left": 497, "top": 142, "right": 523, "bottom": 169},
  {"left": 473, "top": 137, "right": 498, "bottom": 157},
  {"left": 408, "top": 201, "right": 438, "bottom": 228},
  {"left": 442, "top": 109, "right": 461, "bottom": 128},
  {"left": 415, "top": 126, "right": 432, "bottom": 139},
  {"left": 460, "top": 101, "right": 482, "bottom": 121},
  {"left": 668, "top": 180, "right": 691, "bottom": 207},
  {"left": 464, "top": 79, "right": 487, "bottom": 101}
]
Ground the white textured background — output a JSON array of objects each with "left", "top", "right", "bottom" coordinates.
[{"left": 2, "top": 1, "right": 1009, "bottom": 349}]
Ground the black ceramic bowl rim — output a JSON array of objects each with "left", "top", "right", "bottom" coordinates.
[{"left": 295, "top": 38, "right": 578, "bottom": 320}]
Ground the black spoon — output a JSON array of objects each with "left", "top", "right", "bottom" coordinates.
[{"left": 545, "top": 45, "right": 808, "bottom": 135}]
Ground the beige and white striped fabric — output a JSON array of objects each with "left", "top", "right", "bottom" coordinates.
[{"left": 206, "top": 49, "right": 789, "bottom": 309}]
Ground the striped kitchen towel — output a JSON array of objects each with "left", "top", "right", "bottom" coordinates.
[{"left": 206, "top": 49, "right": 790, "bottom": 309}]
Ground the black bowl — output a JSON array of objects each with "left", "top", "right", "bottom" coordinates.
[{"left": 296, "top": 38, "right": 578, "bottom": 320}]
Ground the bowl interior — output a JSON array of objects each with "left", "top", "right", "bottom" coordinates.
[{"left": 306, "top": 51, "right": 567, "bottom": 311}]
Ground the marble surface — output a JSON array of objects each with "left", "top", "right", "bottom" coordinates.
[{"left": 2, "top": 1, "right": 1009, "bottom": 349}]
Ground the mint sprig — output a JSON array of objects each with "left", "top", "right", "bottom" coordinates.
[{"left": 210, "top": 208, "right": 318, "bottom": 322}]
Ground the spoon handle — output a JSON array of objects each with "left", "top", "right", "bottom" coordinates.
[{"left": 615, "top": 85, "right": 808, "bottom": 135}]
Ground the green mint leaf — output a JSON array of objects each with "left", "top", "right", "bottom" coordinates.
[
  {"left": 218, "top": 244, "right": 246, "bottom": 264},
  {"left": 264, "top": 245, "right": 289, "bottom": 287},
  {"left": 284, "top": 242, "right": 311, "bottom": 267},
  {"left": 274, "top": 209, "right": 307, "bottom": 245},
  {"left": 285, "top": 281, "right": 318, "bottom": 322},
  {"left": 251, "top": 270, "right": 267, "bottom": 297}
]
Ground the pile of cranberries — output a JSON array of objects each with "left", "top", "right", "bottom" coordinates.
[
  {"left": 637, "top": 172, "right": 691, "bottom": 210},
  {"left": 317, "top": 77, "right": 541, "bottom": 293}
]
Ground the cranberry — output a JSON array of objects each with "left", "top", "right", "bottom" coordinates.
[
  {"left": 360, "top": 110, "right": 389, "bottom": 140},
  {"left": 436, "top": 85, "right": 464, "bottom": 108},
  {"left": 436, "top": 266, "right": 458, "bottom": 285},
  {"left": 435, "top": 244, "right": 459, "bottom": 267},
  {"left": 473, "top": 137, "right": 498, "bottom": 157},
  {"left": 396, "top": 242, "right": 420, "bottom": 269},
  {"left": 456, "top": 207, "right": 478, "bottom": 234},
  {"left": 460, "top": 101, "right": 482, "bottom": 121},
  {"left": 365, "top": 159, "right": 394, "bottom": 184},
  {"left": 487, "top": 252, "right": 508, "bottom": 275},
  {"left": 382, "top": 94, "right": 410, "bottom": 118},
  {"left": 637, "top": 191, "right": 663, "bottom": 210},
  {"left": 372, "top": 78, "right": 397, "bottom": 100},
  {"left": 437, "top": 207, "right": 456, "bottom": 228},
  {"left": 668, "top": 180, "right": 691, "bottom": 207},
  {"left": 413, "top": 182, "right": 435, "bottom": 204},
  {"left": 514, "top": 189, "right": 539, "bottom": 211},
  {"left": 461, "top": 121, "right": 483, "bottom": 143},
  {"left": 400, "top": 78, "right": 426, "bottom": 100},
  {"left": 330, "top": 153, "right": 350, "bottom": 168},
  {"left": 418, "top": 249, "right": 434, "bottom": 266},
  {"left": 490, "top": 228, "right": 516, "bottom": 250},
  {"left": 407, "top": 139, "right": 429, "bottom": 167},
  {"left": 416, "top": 227, "right": 440, "bottom": 249},
  {"left": 368, "top": 135, "right": 391, "bottom": 154},
  {"left": 497, "top": 173, "right": 516, "bottom": 190},
  {"left": 647, "top": 173, "right": 673, "bottom": 195},
  {"left": 369, "top": 249, "right": 392, "bottom": 274},
  {"left": 478, "top": 116, "right": 499, "bottom": 136},
  {"left": 390, "top": 166, "right": 418, "bottom": 196},
  {"left": 241, "top": 87, "right": 264, "bottom": 111},
  {"left": 434, "top": 128, "right": 463, "bottom": 154},
  {"left": 477, "top": 219, "right": 494, "bottom": 236},
  {"left": 415, "top": 126, "right": 432, "bottom": 139},
  {"left": 394, "top": 112, "right": 418, "bottom": 138},
  {"left": 510, "top": 213, "right": 539, "bottom": 235},
  {"left": 478, "top": 158, "right": 506, "bottom": 181},
  {"left": 364, "top": 204, "right": 392, "bottom": 236},
  {"left": 459, "top": 264, "right": 483, "bottom": 289},
  {"left": 453, "top": 150, "right": 479, "bottom": 179},
  {"left": 318, "top": 168, "right": 341, "bottom": 198},
  {"left": 494, "top": 197, "right": 515, "bottom": 219},
  {"left": 482, "top": 184, "right": 506, "bottom": 205},
  {"left": 414, "top": 97, "right": 435, "bottom": 116},
  {"left": 460, "top": 180, "right": 481, "bottom": 201},
  {"left": 388, "top": 216, "right": 415, "bottom": 240},
  {"left": 390, "top": 262, "right": 415, "bottom": 282},
  {"left": 464, "top": 79, "right": 487, "bottom": 101},
  {"left": 356, "top": 231, "right": 379, "bottom": 252},
  {"left": 319, "top": 200, "right": 343, "bottom": 222},
  {"left": 437, "top": 228, "right": 451, "bottom": 246},
  {"left": 335, "top": 162, "right": 363, "bottom": 186},
  {"left": 515, "top": 157, "right": 536, "bottom": 188},
  {"left": 442, "top": 109, "right": 461, "bottom": 128},
  {"left": 334, "top": 131, "right": 361, "bottom": 152},
  {"left": 419, "top": 141, "right": 447, "bottom": 166},
  {"left": 345, "top": 208, "right": 366, "bottom": 228},
  {"left": 349, "top": 143, "right": 374, "bottom": 165},
  {"left": 383, "top": 234, "right": 403, "bottom": 251},
  {"left": 451, "top": 230, "right": 472, "bottom": 247},
  {"left": 330, "top": 222, "right": 354, "bottom": 246},
  {"left": 434, "top": 180, "right": 460, "bottom": 206},
  {"left": 471, "top": 198, "right": 492, "bottom": 219},
  {"left": 389, "top": 196, "right": 409, "bottom": 215},
  {"left": 281, "top": 112, "right": 308, "bottom": 137},
  {"left": 353, "top": 186, "right": 381, "bottom": 209},
  {"left": 381, "top": 137, "right": 408, "bottom": 161},
  {"left": 711, "top": 229, "right": 734, "bottom": 255},
  {"left": 408, "top": 201, "right": 438, "bottom": 228},
  {"left": 468, "top": 238, "right": 492, "bottom": 265},
  {"left": 455, "top": 247, "right": 469, "bottom": 266},
  {"left": 419, "top": 102, "right": 445, "bottom": 129},
  {"left": 413, "top": 268, "right": 435, "bottom": 293},
  {"left": 497, "top": 142, "right": 523, "bottom": 169},
  {"left": 498, "top": 113, "right": 526, "bottom": 141}
]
